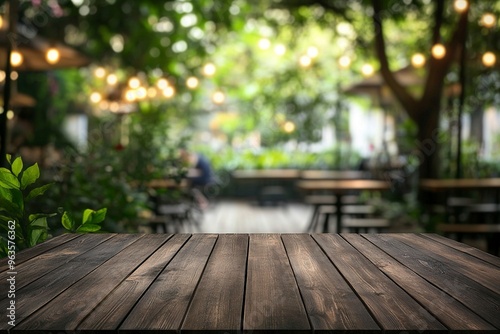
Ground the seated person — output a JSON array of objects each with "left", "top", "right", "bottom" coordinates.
[{"left": 179, "top": 148, "right": 214, "bottom": 209}]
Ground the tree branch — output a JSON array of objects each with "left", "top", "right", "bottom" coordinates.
[{"left": 372, "top": 0, "right": 418, "bottom": 121}]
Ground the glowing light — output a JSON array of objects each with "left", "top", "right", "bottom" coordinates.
[
  {"left": 203, "top": 63, "right": 216, "bottom": 76},
  {"left": 147, "top": 87, "right": 157, "bottom": 98},
  {"left": 0, "top": 71, "right": 5, "bottom": 82},
  {"left": 90, "top": 92, "right": 102, "bottom": 103},
  {"left": 480, "top": 13, "right": 496, "bottom": 28},
  {"left": 94, "top": 67, "right": 106, "bottom": 78},
  {"left": 10, "top": 71, "right": 18, "bottom": 80},
  {"left": 186, "top": 76, "right": 199, "bottom": 89},
  {"left": 106, "top": 74, "right": 118, "bottom": 85},
  {"left": 46, "top": 48, "right": 60, "bottom": 64},
  {"left": 157, "top": 78, "right": 169, "bottom": 89},
  {"left": 11, "top": 51, "right": 23, "bottom": 67},
  {"left": 109, "top": 102, "right": 120, "bottom": 112},
  {"left": 128, "top": 77, "right": 140, "bottom": 89},
  {"left": 361, "top": 64, "right": 375, "bottom": 77},
  {"left": 482, "top": 52, "right": 496, "bottom": 67},
  {"left": 163, "top": 86, "right": 175, "bottom": 98},
  {"left": 98, "top": 100, "right": 109, "bottom": 110},
  {"left": 283, "top": 121, "right": 295, "bottom": 133},
  {"left": 0, "top": 16, "right": 3, "bottom": 29},
  {"left": 299, "top": 55, "right": 312, "bottom": 68},
  {"left": 258, "top": 38, "right": 271, "bottom": 50},
  {"left": 338, "top": 55, "right": 351, "bottom": 69},
  {"left": 411, "top": 53, "right": 426, "bottom": 68},
  {"left": 274, "top": 44, "right": 286, "bottom": 56},
  {"left": 453, "top": 0, "right": 468, "bottom": 13},
  {"left": 136, "top": 87, "right": 147, "bottom": 99},
  {"left": 431, "top": 43, "right": 446, "bottom": 59},
  {"left": 307, "top": 46, "right": 319, "bottom": 58},
  {"left": 124, "top": 89, "right": 137, "bottom": 102},
  {"left": 6, "top": 110, "right": 14, "bottom": 120},
  {"left": 212, "top": 91, "right": 225, "bottom": 104}
]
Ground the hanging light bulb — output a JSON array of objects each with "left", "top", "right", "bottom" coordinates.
[
  {"left": 453, "top": 0, "right": 468, "bottom": 13},
  {"left": 482, "top": 52, "right": 496, "bottom": 67},
  {"left": 361, "top": 64, "right": 375, "bottom": 77},
  {"left": 411, "top": 53, "right": 426, "bottom": 68},
  {"left": 46, "top": 47, "right": 60, "bottom": 64},
  {"left": 480, "top": 13, "right": 496, "bottom": 28},
  {"left": 90, "top": 92, "right": 102, "bottom": 103},
  {"left": 431, "top": 43, "right": 446, "bottom": 59},
  {"left": 106, "top": 73, "right": 118, "bottom": 85},
  {"left": 10, "top": 51, "right": 23, "bottom": 67}
]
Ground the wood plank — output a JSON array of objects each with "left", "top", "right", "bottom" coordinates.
[
  {"left": 0, "top": 233, "right": 112, "bottom": 290},
  {"left": 422, "top": 233, "right": 500, "bottom": 268},
  {"left": 119, "top": 234, "right": 217, "bottom": 333},
  {"left": 343, "top": 234, "right": 496, "bottom": 331},
  {"left": 364, "top": 233, "right": 500, "bottom": 328},
  {"left": 16, "top": 234, "right": 169, "bottom": 331},
  {"left": 313, "top": 234, "right": 446, "bottom": 331},
  {"left": 182, "top": 234, "right": 248, "bottom": 333},
  {"left": 0, "top": 234, "right": 139, "bottom": 331},
  {"left": 0, "top": 233, "right": 81, "bottom": 272},
  {"left": 392, "top": 233, "right": 500, "bottom": 295},
  {"left": 281, "top": 234, "right": 380, "bottom": 331},
  {"left": 77, "top": 234, "right": 189, "bottom": 331},
  {"left": 243, "top": 234, "right": 310, "bottom": 332}
]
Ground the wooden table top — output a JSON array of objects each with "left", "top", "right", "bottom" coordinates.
[
  {"left": 232, "top": 169, "right": 300, "bottom": 179},
  {"left": 297, "top": 179, "right": 390, "bottom": 192},
  {"left": 420, "top": 178, "right": 500, "bottom": 191},
  {"left": 300, "top": 170, "right": 370, "bottom": 180},
  {"left": 2, "top": 233, "right": 499, "bottom": 333}
]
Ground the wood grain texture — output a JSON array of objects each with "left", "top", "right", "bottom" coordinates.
[
  {"left": 343, "top": 234, "right": 496, "bottom": 331},
  {"left": 364, "top": 233, "right": 500, "bottom": 328},
  {"left": 313, "top": 234, "right": 446, "bottom": 331},
  {"left": 0, "top": 234, "right": 138, "bottom": 331},
  {"left": 243, "top": 234, "right": 310, "bottom": 332},
  {"left": 77, "top": 234, "right": 188, "bottom": 331},
  {"left": 119, "top": 234, "right": 217, "bottom": 333},
  {"left": 182, "top": 234, "right": 248, "bottom": 333},
  {"left": 282, "top": 234, "right": 380, "bottom": 331}
]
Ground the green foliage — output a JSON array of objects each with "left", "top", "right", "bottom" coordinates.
[{"left": 0, "top": 156, "right": 106, "bottom": 258}]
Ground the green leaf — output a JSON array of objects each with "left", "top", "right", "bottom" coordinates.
[
  {"left": 11, "top": 157, "right": 23, "bottom": 177},
  {"left": 0, "top": 188, "right": 22, "bottom": 216},
  {"left": 26, "top": 183, "right": 53, "bottom": 201},
  {"left": 29, "top": 217, "right": 48, "bottom": 247},
  {"left": 0, "top": 168, "right": 20, "bottom": 189},
  {"left": 20, "top": 163, "right": 40, "bottom": 190},
  {"left": 62, "top": 211, "right": 75, "bottom": 231},
  {"left": 76, "top": 224, "right": 101, "bottom": 233},
  {"left": 5, "top": 154, "right": 11, "bottom": 165},
  {"left": 82, "top": 208, "right": 94, "bottom": 225},
  {"left": 29, "top": 213, "right": 57, "bottom": 223},
  {"left": 89, "top": 208, "right": 107, "bottom": 225}
]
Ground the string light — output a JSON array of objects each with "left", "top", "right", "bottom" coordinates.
[
  {"left": 94, "top": 67, "right": 106, "bottom": 78},
  {"left": 6, "top": 110, "right": 14, "bottom": 120},
  {"left": 186, "top": 76, "right": 199, "bottom": 89},
  {"left": 453, "top": 0, "right": 468, "bottom": 13},
  {"left": 283, "top": 121, "right": 295, "bottom": 133},
  {"left": 338, "top": 55, "right": 351, "bottom": 69},
  {"left": 482, "top": 52, "right": 496, "bottom": 67},
  {"left": 147, "top": 87, "right": 157, "bottom": 98},
  {"left": 106, "top": 74, "right": 118, "bottom": 85},
  {"left": 411, "top": 53, "right": 426, "bottom": 68},
  {"left": 361, "top": 64, "right": 375, "bottom": 77},
  {"left": 299, "top": 55, "right": 312, "bottom": 68},
  {"left": 163, "top": 86, "right": 175, "bottom": 98},
  {"left": 10, "top": 71, "right": 18, "bottom": 80},
  {"left": 136, "top": 87, "right": 147, "bottom": 100},
  {"left": 46, "top": 48, "right": 60, "bottom": 64},
  {"left": 274, "top": 44, "right": 286, "bottom": 56},
  {"left": 157, "top": 78, "right": 169, "bottom": 89},
  {"left": 212, "top": 90, "right": 225, "bottom": 104},
  {"left": 431, "top": 43, "right": 446, "bottom": 59},
  {"left": 258, "top": 38, "right": 271, "bottom": 50},
  {"left": 124, "top": 89, "right": 137, "bottom": 102},
  {"left": 480, "top": 13, "right": 496, "bottom": 28},
  {"left": 10, "top": 51, "right": 23, "bottom": 67},
  {"left": 128, "top": 77, "right": 140, "bottom": 89},
  {"left": 90, "top": 92, "right": 102, "bottom": 103},
  {"left": 307, "top": 46, "right": 319, "bottom": 58},
  {"left": 202, "top": 63, "right": 216, "bottom": 76}
]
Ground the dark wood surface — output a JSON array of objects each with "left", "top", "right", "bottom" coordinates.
[
  {"left": 420, "top": 178, "right": 500, "bottom": 191},
  {"left": 2, "top": 233, "right": 499, "bottom": 333},
  {"left": 297, "top": 179, "right": 390, "bottom": 192}
]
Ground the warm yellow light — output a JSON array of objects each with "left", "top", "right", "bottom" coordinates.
[
  {"left": 212, "top": 91, "right": 225, "bottom": 104},
  {"left": 163, "top": 86, "right": 175, "bottom": 98},
  {"left": 6, "top": 110, "right": 14, "bottom": 120},
  {"left": 125, "top": 89, "right": 137, "bottom": 102},
  {"left": 307, "top": 46, "right": 319, "bottom": 58},
  {"left": 10, "top": 51, "right": 23, "bottom": 67},
  {"left": 482, "top": 52, "right": 496, "bottom": 67},
  {"left": 431, "top": 43, "right": 446, "bottom": 59},
  {"left": 453, "top": 0, "right": 468, "bottom": 13},
  {"left": 283, "top": 121, "right": 295, "bottom": 133},
  {"left": 299, "top": 55, "right": 312, "bottom": 68},
  {"left": 203, "top": 63, "right": 216, "bottom": 76},
  {"left": 90, "top": 92, "right": 102, "bottom": 103},
  {"left": 136, "top": 87, "right": 147, "bottom": 99},
  {"left": 274, "top": 44, "right": 286, "bottom": 56},
  {"left": 258, "top": 38, "right": 271, "bottom": 50},
  {"left": 106, "top": 74, "right": 118, "bottom": 85},
  {"left": 186, "top": 76, "right": 199, "bottom": 89},
  {"left": 411, "top": 53, "right": 426, "bottom": 68},
  {"left": 156, "top": 78, "right": 169, "bottom": 89},
  {"left": 109, "top": 102, "right": 120, "bottom": 112},
  {"left": 480, "top": 13, "right": 496, "bottom": 28},
  {"left": 98, "top": 100, "right": 109, "bottom": 110},
  {"left": 94, "top": 67, "right": 106, "bottom": 78},
  {"left": 0, "top": 16, "right": 3, "bottom": 30},
  {"left": 10, "top": 71, "right": 18, "bottom": 81},
  {"left": 128, "top": 77, "right": 140, "bottom": 89},
  {"left": 46, "top": 48, "right": 60, "bottom": 64},
  {"left": 147, "top": 87, "right": 157, "bottom": 98},
  {"left": 0, "top": 71, "right": 5, "bottom": 82},
  {"left": 361, "top": 64, "right": 375, "bottom": 77},
  {"left": 338, "top": 55, "right": 351, "bottom": 69}
]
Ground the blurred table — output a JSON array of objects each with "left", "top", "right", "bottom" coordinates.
[
  {"left": 420, "top": 178, "right": 500, "bottom": 191},
  {"left": 3, "top": 233, "right": 499, "bottom": 332},
  {"left": 297, "top": 179, "right": 390, "bottom": 232}
]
